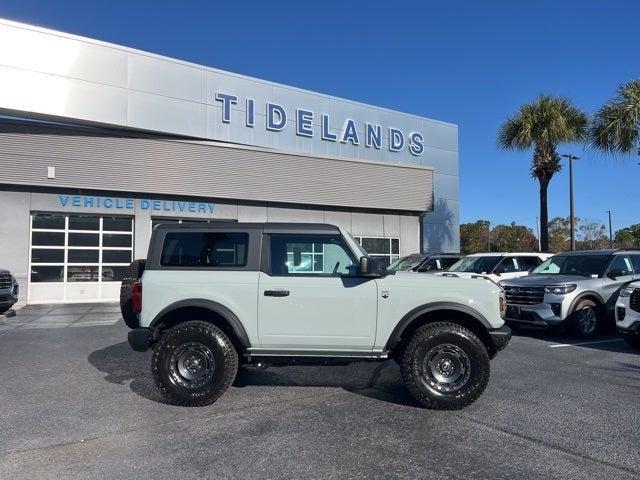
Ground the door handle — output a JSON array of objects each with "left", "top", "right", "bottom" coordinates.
[{"left": 264, "top": 289, "right": 290, "bottom": 297}]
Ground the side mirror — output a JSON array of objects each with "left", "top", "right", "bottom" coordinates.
[
  {"left": 607, "top": 270, "right": 625, "bottom": 280},
  {"left": 358, "top": 256, "right": 386, "bottom": 278}
]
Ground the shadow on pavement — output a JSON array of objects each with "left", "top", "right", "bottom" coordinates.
[
  {"left": 87, "top": 342, "right": 165, "bottom": 404},
  {"left": 88, "top": 342, "right": 421, "bottom": 408}
]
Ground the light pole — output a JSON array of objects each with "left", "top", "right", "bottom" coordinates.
[
  {"left": 561, "top": 154, "right": 580, "bottom": 250},
  {"left": 606, "top": 210, "right": 613, "bottom": 248},
  {"left": 535, "top": 216, "right": 541, "bottom": 252},
  {"left": 486, "top": 221, "right": 491, "bottom": 252}
]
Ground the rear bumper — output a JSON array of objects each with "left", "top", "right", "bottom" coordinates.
[{"left": 489, "top": 325, "right": 511, "bottom": 352}]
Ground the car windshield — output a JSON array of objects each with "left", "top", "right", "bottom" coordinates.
[
  {"left": 447, "top": 255, "right": 502, "bottom": 274},
  {"left": 531, "top": 255, "right": 610, "bottom": 277},
  {"left": 387, "top": 255, "right": 426, "bottom": 272}
]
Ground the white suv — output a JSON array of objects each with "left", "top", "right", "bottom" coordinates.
[
  {"left": 435, "top": 252, "right": 553, "bottom": 283},
  {"left": 615, "top": 282, "right": 640, "bottom": 348},
  {"left": 121, "top": 223, "right": 511, "bottom": 410}
]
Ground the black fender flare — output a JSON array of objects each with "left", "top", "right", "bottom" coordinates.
[
  {"left": 385, "top": 301, "right": 493, "bottom": 351},
  {"left": 150, "top": 298, "right": 251, "bottom": 348}
]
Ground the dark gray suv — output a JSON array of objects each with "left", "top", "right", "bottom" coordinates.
[
  {"left": 0, "top": 269, "right": 18, "bottom": 314},
  {"left": 500, "top": 249, "right": 640, "bottom": 337}
]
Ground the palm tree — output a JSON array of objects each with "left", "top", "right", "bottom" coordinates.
[
  {"left": 590, "top": 79, "right": 640, "bottom": 154},
  {"left": 497, "top": 95, "right": 588, "bottom": 251}
]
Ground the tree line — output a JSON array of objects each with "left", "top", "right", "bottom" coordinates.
[
  {"left": 497, "top": 79, "right": 640, "bottom": 251},
  {"left": 460, "top": 218, "right": 640, "bottom": 254}
]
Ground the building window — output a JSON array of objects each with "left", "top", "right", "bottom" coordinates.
[
  {"left": 353, "top": 236, "right": 400, "bottom": 267},
  {"left": 29, "top": 213, "right": 134, "bottom": 284}
]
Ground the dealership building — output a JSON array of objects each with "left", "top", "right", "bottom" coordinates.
[{"left": 0, "top": 19, "right": 460, "bottom": 305}]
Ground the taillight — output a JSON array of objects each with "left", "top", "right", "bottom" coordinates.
[
  {"left": 132, "top": 281, "right": 142, "bottom": 313},
  {"left": 499, "top": 292, "right": 506, "bottom": 317}
]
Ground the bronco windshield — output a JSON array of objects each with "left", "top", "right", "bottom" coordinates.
[
  {"left": 447, "top": 256, "right": 502, "bottom": 274},
  {"left": 531, "top": 255, "right": 610, "bottom": 277}
]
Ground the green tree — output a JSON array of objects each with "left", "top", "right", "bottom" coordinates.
[
  {"left": 577, "top": 219, "right": 608, "bottom": 250},
  {"left": 460, "top": 220, "right": 490, "bottom": 254},
  {"left": 590, "top": 79, "right": 640, "bottom": 154},
  {"left": 614, "top": 224, "right": 640, "bottom": 247},
  {"left": 497, "top": 95, "right": 588, "bottom": 251},
  {"left": 547, "top": 216, "right": 571, "bottom": 253},
  {"left": 490, "top": 222, "right": 538, "bottom": 252}
]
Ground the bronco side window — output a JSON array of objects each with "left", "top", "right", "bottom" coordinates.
[
  {"left": 160, "top": 232, "right": 248, "bottom": 267},
  {"left": 268, "top": 234, "right": 357, "bottom": 276}
]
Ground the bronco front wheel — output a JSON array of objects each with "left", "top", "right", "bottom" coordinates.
[
  {"left": 152, "top": 321, "right": 238, "bottom": 406},
  {"left": 400, "top": 322, "right": 490, "bottom": 410}
]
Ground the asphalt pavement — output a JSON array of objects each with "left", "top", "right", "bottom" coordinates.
[{"left": 0, "top": 304, "right": 638, "bottom": 480}]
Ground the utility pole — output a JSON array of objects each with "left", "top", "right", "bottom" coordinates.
[
  {"left": 606, "top": 210, "right": 613, "bottom": 248},
  {"left": 486, "top": 221, "right": 491, "bottom": 252},
  {"left": 561, "top": 154, "right": 580, "bottom": 250}
]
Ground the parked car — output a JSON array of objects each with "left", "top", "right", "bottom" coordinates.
[
  {"left": 501, "top": 249, "right": 640, "bottom": 337},
  {"left": 387, "top": 253, "right": 464, "bottom": 273},
  {"left": 614, "top": 282, "right": 640, "bottom": 348},
  {"left": 122, "top": 222, "right": 510, "bottom": 410},
  {"left": 434, "top": 252, "right": 552, "bottom": 283},
  {"left": 0, "top": 268, "right": 19, "bottom": 314}
]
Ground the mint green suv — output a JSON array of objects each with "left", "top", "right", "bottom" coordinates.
[{"left": 122, "top": 223, "right": 510, "bottom": 410}]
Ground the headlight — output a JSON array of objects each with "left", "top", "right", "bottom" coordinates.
[
  {"left": 620, "top": 286, "right": 635, "bottom": 297},
  {"left": 544, "top": 284, "right": 577, "bottom": 295}
]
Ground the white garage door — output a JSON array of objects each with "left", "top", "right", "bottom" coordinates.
[{"left": 28, "top": 213, "right": 133, "bottom": 304}]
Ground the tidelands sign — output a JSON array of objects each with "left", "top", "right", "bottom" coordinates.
[{"left": 214, "top": 91, "right": 425, "bottom": 156}]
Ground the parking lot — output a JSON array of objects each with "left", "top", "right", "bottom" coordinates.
[{"left": 0, "top": 303, "right": 638, "bottom": 480}]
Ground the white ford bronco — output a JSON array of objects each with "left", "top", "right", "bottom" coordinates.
[{"left": 122, "top": 223, "right": 510, "bottom": 410}]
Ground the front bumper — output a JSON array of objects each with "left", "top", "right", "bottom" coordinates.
[
  {"left": 489, "top": 325, "right": 511, "bottom": 351},
  {"left": 504, "top": 300, "right": 569, "bottom": 328},
  {"left": 0, "top": 290, "right": 18, "bottom": 308}
]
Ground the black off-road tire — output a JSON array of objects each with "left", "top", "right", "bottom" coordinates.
[
  {"left": 570, "top": 299, "right": 600, "bottom": 338},
  {"left": 152, "top": 321, "right": 238, "bottom": 406},
  {"left": 400, "top": 322, "right": 490, "bottom": 410},
  {"left": 622, "top": 332, "right": 640, "bottom": 349},
  {"left": 119, "top": 259, "right": 146, "bottom": 329}
]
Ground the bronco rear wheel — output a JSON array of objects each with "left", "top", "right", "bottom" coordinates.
[
  {"left": 400, "top": 322, "right": 490, "bottom": 410},
  {"left": 152, "top": 321, "right": 238, "bottom": 406}
]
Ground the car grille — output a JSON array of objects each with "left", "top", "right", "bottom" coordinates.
[
  {"left": 503, "top": 285, "right": 545, "bottom": 305},
  {"left": 630, "top": 289, "right": 640, "bottom": 313},
  {"left": 0, "top": 272, "right": 11, "bottom": 289}
]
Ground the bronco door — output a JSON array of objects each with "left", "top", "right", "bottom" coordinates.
[{"left": 257, "top": 232, "right": 378, "bottom": 351}]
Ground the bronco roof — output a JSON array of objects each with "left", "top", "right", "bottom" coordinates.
[{"left": 152, "top": 222, "right": 341, "bottom": 234}]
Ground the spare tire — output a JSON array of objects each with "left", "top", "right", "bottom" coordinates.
[{"left": 120, "top": 259, "right": 146, "bottom": 329}]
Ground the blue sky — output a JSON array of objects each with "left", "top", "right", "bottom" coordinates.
[{"left": 2, "top": 0, "right": 638, "bottom": 233}]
